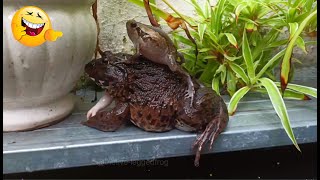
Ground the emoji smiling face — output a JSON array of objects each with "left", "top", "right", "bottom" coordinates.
[
  {"left": 21, "top": 9, "right": 47, "bottom": 36},
  {"left": 11, "top": 6, "right": 52, "bottom": 47}
]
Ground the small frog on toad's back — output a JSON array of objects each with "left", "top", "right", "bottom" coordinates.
[
  {"left": 83, "top": 52, "right": 229, "bottom": 166},
  {"left": 126, "top": 20, "right": 196, "bottom": 105}
]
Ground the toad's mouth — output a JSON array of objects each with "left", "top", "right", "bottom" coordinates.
[
  {"left": 90, "top": 77, "right": 109, "bottom": 88},
  {"left": 21, "top": 17, "right": 45, "bottom": 36}
]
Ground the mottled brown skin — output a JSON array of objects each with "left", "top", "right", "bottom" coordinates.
[{"left": 83, "top": 52, "right": 229, "bottom": 166}]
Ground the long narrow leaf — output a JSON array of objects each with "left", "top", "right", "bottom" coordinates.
[
  {"left": 275, "top": 82, "right": 317, "bottom": 98},
  {"left": 227, "top": 71, "right": 237, "bottom": 96},
  {"left": 212, "top": 76, "right": 220, "bottom": 95},
  {"left": 204, "top": 0, "right": 211, "bottom": 18},
  {"left": 198, "top": 23, "right": 207, "bottom": 42},
  {"left": 253, "top": 87, "right": 311, "bottom": 100},
  {"left": 229, "top": 62, "right": 250, "bottom": 84},
  {"left": 172, "top": 33, "right": 195, "bottom": 47},
  {"left": 282, "top": 89, "right": 311, "bottom": 100},
  {"left": 190, "top": 0, "right": 206, "bottom": 18},
  {"left": 202, "top": 55, "right": 217, "bottom": 60},
  {"left": 235, "top": 3, "right": 247, "bottom": 23},
  {"left": 228, "top": 86, "right": 251, "bottom": 115},
  {"left": 199, "top": 48, "right": 212, "bottom": 53},
  {"left": 281, "top": 10, "right": 317, "bottom": 93},
  {"left": 242, "top": 30, "right": 255, "bottom": 81},
  {"left": 296, "top": 36, "right": 307, "bottom": 54},
  {"left": 221, "top": 65, "right": 227, "bottom": 84},
  {"left": 259, "top": 78, "right": 301, "bottom": 152},
  {"left": 224, "top": 54, "right": 242, "bottom": 61},
  {"left": 225, "top": 33, "right": 238, "bottom": 48},
  {"left": 214, "top": 0, "right": 227, "bottom": 35},
  {"left": 254, "top": 51, "right": 265, "bottom": 70},
  {"left": 288, "top": 22, "right": 299, "bottom": 40},
  {"left": 268, "top": 39, "right": 288, "bottom": 48}
]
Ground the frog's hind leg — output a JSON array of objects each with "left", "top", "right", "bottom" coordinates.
[
  {"left": 192, "top": 105, "right": 228, "bottom": 167},
  {"left": 82, "top": 102, "right": 130, "bottom": 132},
  {"left": 192, "top": 121, "right": 217, "bottom": 167}
]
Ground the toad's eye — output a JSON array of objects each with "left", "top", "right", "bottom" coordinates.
[
  {"left": 115, "top": 69, "right": 122, "bottom": 75},
  {"left": 37, "top": 12, "right": 43, "bottom": 19},
  {"left": 130, "top": 22, "right": 137, "bottom": 28}
]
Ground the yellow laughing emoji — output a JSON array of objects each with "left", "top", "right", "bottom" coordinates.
[{"left": 11, "top": 6, "right": 63, "bottom": 47}]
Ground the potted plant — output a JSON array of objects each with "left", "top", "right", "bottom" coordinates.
[
  {"left": 128, "top": 0, "right": 317, "bottom": 151},
  {"left": 3, "top": 0, "right": 97, "bottom": 131}
]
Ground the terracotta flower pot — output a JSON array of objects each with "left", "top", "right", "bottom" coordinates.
[{"left": 3, "top": 0, "right": 97, "bottom": 131}]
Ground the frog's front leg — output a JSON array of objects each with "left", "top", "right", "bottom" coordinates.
[
  {"left": 82, "top": 101, "right": 130, "bottom": 132},
  {"left": 86, "top": 91, "right": 113, "bottom": 120},
  {"left": 125, "top": 44, "right": 141, "bottom": 64},
  {"left": 177, "top": 52, "right": 185, "bottom": 65}
]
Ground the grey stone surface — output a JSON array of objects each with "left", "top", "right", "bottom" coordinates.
[{"left": 95, "top": 0, "right": 200, "bottom": 53}]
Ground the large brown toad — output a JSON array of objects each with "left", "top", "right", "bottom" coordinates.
[{"left": 83, "top": 52, "right": 229, "bottom": 166}]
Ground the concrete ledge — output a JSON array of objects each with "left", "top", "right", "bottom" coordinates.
[{"left": 3, "top": 91, "right": 317, "bottom": 174}]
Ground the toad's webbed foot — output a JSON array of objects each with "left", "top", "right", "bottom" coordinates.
[
  {"left": 82, "top": 102, "right": 130, "bottom": 132},
  {"left": 184, "top": 74, "right": 195, "bottom": 106},
  {"left": 170, "top": 64, "right": 195, "bottom": 106},
  {"left": 192, "top": 105, "right": 228, "bottom": 167},
  {"left": 192, "top": 120, "right": 218, "bottom": 167}
]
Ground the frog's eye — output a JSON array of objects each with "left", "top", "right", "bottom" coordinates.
[
  {"left": 130, "top": 22, "right": 137, "bottom": 28},
  {"left": 115, "top": 68, "right": 123, "bottom": 75},
  {"left": 114, "top": 66, "right": 124, "bottom": 76},
  {"left": 112, "top": 64, "right": 127, "bottom": 78}
]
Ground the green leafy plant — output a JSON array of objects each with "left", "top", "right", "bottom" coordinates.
[{"left": 129, "top": 0, "right": 317, "bottom": 151}]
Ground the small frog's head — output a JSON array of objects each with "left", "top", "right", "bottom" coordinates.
[
  {"left": 85, "top": 58, "right": 127, "bottom": 88},
  {"left": 126, "top": 19, "right": 153, "bottom": 46},
  {"left": 126, "top": 19, "right": 140, "bottom": 44}
]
